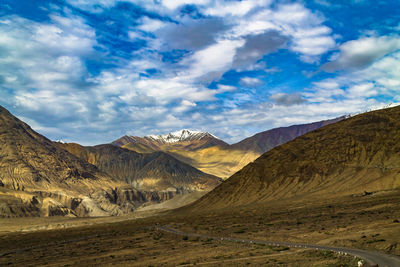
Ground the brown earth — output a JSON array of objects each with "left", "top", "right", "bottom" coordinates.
[{"left": 0, "top": 188, "right": 398, "bottom": 266}]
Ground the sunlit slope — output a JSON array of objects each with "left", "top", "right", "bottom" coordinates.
[
  {"left": 122, "top": 142, "right": 155, "bottom": 154},
  {"left": 120, "top": 118, "right": 345, "bottom": 179},
  {"left": 167, "top": 146, "right": 261, "bottom": 179},
  {"left": 190, "top": 106, "right": 400, "bottom": 209},
  {"left": 0, "top": 106, "right": 142, "bottom": 217},
  {"left": 59, "top": 143, "right": 222, "bottom": 201}
]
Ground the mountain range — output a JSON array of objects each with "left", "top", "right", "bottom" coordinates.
[
  {"left": 113, "top": 129, "right": 228, "bottom": 152},
  {"left": 58, "top": 142, "right": 222, "bottom": 202},
  {"left": 0, "top": 103, "right": 362, "bottom": 218},
  {"left": 0, "top": 106, "right": 144, "bottom": 217},
  {"left": 0, "top": 106, "right": 220, "bottom": 217},
  {"left": 188, "top": 106, "right": 400, "bottom": 210},
  {"left": 114, "top": 117, "right": 345, "bottom": 178}
]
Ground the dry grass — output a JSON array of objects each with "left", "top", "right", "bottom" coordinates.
[
  {"left": 1, "top": 190, "right": 398, "bottom": 266},
  {"left": 176, "top": 190, "right": 400, "bottom": 256},
  {"left": 0, "top": 220, "right": 360, "bottom": 267}
]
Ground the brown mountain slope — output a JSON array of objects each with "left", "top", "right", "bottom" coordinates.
[
  {"left": 167, "top": 146, "right": 260, "bottom": 178},
  {"left": 122, "top": 142, "right": 155, "bottom": 154},
  {"left": 189, "top": 106, "right": 400, "bottom": 209},
  {"left": 0, "top": 106, "right": 143, "bottom": 217},
  {"left": 163, "top": 117, "right": 345, "bottom": 178},
  {"left": 58, "top": 143, "right": 222, "bottom": 202}
]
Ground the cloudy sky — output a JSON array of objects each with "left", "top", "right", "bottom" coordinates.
[{"left": 1, "top": 0, "right": 399, "bottom": 145}]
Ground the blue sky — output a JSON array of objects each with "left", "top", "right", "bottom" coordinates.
[{"left": 0, "top": 0, "right": 399, "bottom": 145}]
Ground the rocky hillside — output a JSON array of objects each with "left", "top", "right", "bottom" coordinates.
[
  {"left": 189, "top": 106, "right": 400, "bottom": 209},
  {"left": 58, "top": 143, "right": 222, "bottom": 202},
  {"left": 0, "top": 106, "right": 143, "bottom": 217}
]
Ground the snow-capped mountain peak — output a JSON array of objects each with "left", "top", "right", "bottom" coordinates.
[{"left": 146, "top": 129, "right": 217, "bottom": 143}]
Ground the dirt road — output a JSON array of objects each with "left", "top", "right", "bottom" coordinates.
[{"left": 157, "top": 225, "right": 400, "bottom": 267}]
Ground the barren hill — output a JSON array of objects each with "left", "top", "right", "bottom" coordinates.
[
  {"left": 230, "top": 116, "right": 346, "bottom": 154},
  {"left": 161, "top": 118, "right": 345, "bottom": 178},
  {"left": 58, "top": 143, "right": 222, "bottom": 202},
  {"left": 189, "top": 106, "right": 400, "bottom": 209},
  {"left": 0, "top": 106, "right": 143, "bottom": 217}
]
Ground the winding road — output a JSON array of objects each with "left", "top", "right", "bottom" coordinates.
[{"left": 157, "top": 225, "right": 400, "bottom": 267}]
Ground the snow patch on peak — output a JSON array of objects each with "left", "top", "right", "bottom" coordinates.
[{"left": 146, "top": 129, "right": 219, "bottom": 143}]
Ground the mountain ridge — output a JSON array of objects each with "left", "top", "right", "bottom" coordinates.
[
  {"left": 187, "top": 106, "right": 400, "bottom": 210},
  {"left": 0, "top": 105, "right": 143, "bottom": 217},
  {"left": 113, "top": 129, "right": 228, "bottom": 151},
  {"left": 114, "top": 117, "right": 345, "bottom": 178},
  {"left": 230, "top": 116, "right": 347, "bottom": 154},
  {"left": 58, "top": 142, "right": 222, "bottom": 203}
]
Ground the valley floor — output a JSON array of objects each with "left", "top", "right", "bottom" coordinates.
[{"left": 0, "top": 190, "right": 399, "bottom": 266}]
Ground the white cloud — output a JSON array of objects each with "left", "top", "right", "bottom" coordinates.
[
  {"left": 204, "top": 0, "right": 272, "bottom": 17},
  {"left": 2, "top": 1, "right": 396, "bottom": 147},
  {"left": 240, "top": 77, "right": 263, "bottom": 87},
  {"left": 183, "top": 39, "right": 245, "bottom": 81},
  {"left": 270, "top": 93, "right": 306, "bottom": 106},
  {"left": 138, "top": 17, "right": 167, "bottom": 32},
  {"left": 271, "top": 4, "right": 335, "bottom": 62},
  {"left": 217, "top": 84, "right": 237, "bottom": 93},
  {"left": 222, "top": 2, "right": 335, "bottom": 64},
  {"left": 157, "top": 114, "right": 185, "bottom": 127},
  {"left": 161, "top": 0, "right": 210, "bottom": 10},
  {"left": 324, "top": 35, "right": 400, "bottom": 71},
  {"left": 173, "top": 99, "right": 197, "bottom": 113},
  {"left": 0, "top": 14, "right": 96, "bottom": 116},
  {"left": 347, "top": 83, "right": 377, "bottom": 98}
]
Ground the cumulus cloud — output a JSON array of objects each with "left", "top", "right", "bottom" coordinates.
[
  {"left": 161, "top": 0, "right": 211, "bottom": 10},
  {"left": 234, "top": 3, "right": 335, "bottom": 62},
  {"left": 138, "top": 17, "right": 167, "bottom": 32},
  {"left": 270, "top": 93, "right": 307, "bottom": 106},
  {"left": 0, "top": 14, "right": 96, "bottom": 115},
  {"left": 232, "top": 31, "right": 288, "bottom": 68},
  {"left": 203, "top": 0, "right": 272, "bottom": 17},
  {"left": 158, "top": 17, "right": 227, "bottom": 50},
  {"left": 173, "top": 99, "right": 197, "bottom": 113},
  {"left": 323, "top": 35, "right": 400, "bottom": 71},
  {"left": 1, "top": 0, "right": 397, "bottom": 146},
  {"left": 182, "top": 39, "right": 245, "bottom": 82},
  {"left": 240, "top": 77, "right": 263, "bottom": 87}
]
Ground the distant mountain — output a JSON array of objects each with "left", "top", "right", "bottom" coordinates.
[
  {"left": 0, "top": 105, "right": 143, "bottom": 217},
  {"left": 166, "top": 146, "right": 260, "bottom": 179},
  {"left": 58, "top": 143, "right": 222, "bottom": 202},
  {"left": 116, "top": 119, "right": 345, "bottom": 179},
  {"left": 230, "top": 116, "right": 347, "bottom": 154},
  {"left": 112, "top": 129, "right": 229, "bottom": 152},
  {"left": 188, "top": 106, "right": 400, "bottom": 210}
]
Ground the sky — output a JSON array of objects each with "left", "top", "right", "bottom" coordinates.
[{"left": 0, "top": 0, "right": 399, "bottom": 145}]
